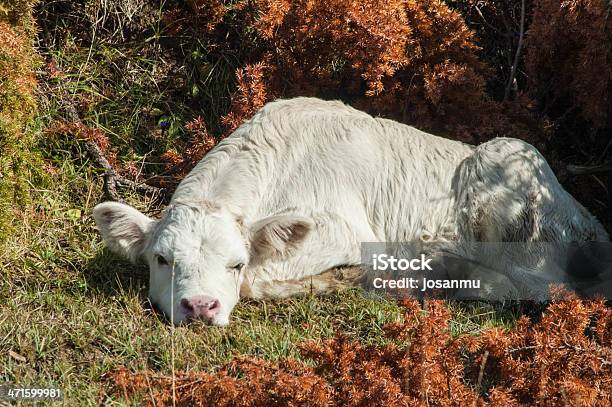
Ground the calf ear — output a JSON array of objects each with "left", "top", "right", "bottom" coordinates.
[
  {"left": 249, "top": 215, "right": 313, "bottom": 262},
  {"left": 93, "top": 202, "right": 155, "bottom": 263}
]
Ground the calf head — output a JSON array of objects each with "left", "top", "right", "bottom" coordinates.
[{"left": 93, "top": 201, "right": 312, "bottom": 326}]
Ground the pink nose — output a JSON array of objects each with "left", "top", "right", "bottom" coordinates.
[{"left": 180, "top": 296, "right": 221, "bottom": 321}]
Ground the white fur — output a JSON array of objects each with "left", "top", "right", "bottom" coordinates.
[{"left": 93, "top": 97, "right": 609, "bottom": 325}]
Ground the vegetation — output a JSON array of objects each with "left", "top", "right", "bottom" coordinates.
[
  {"left": 0, "top": 0, "right": 42, "bottom": 242},
  {"left": 0, "top": 0, "right": 610, "bottom": 405},
  {"left": 109, "top": 294, "right": 611, "bottom": 406}
]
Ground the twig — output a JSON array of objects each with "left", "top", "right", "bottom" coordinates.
[
  {"left": 508, "top": 345, "right": 538, "bottom": 353},
  {"left": 508, "top": 343, "right": 611, "bottom": 367},
  {"left": 473, "top": 5, "right": 504, "bottom": 36},
  {"left": 567, "top": 161, "right": 612, "bottom": 176},
  {"left": 503, "top": 0, "right": 526, "bottom": 102},
  {"left": 597, "top": 136, "right": 612, "bottom": 162},
  {"left": 171, "top": 260, "right": 177, "bottom": 407},
  {"left": 63, "top": 101, "right": 166, "bottom": 202},
  {"left": 143, "top": 367, "right": 158, "bottom": 407},
  {"left": 476, "top": 350, "right": 489, "bottom": 390}
]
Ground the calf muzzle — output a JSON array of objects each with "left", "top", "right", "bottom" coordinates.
[{"left": 180, "top": 295, "right": 221, "bottom": 322}]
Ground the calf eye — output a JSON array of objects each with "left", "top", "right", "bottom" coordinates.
[
  {"left": 231, "top": 263, "right": 245, "bottom": 272},
  {"left": 156, "top": 255, "right": 169, "bottom": 266}
]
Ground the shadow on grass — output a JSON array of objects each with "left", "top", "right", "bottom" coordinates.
[{"left": 84, "top": 248, "right": 151, "bottom": 301}]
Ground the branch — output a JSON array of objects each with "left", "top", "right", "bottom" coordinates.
[
  {"left": 476, "top": 350, "right": 489, "bottom": 390},
  {"left": 567, "top": 161, "right": 612, "bottom": 176},
  {"left": 63, "top": 102, "right": 166, "bottom": 202},
  {"left": 503, "top": 0, "right": 526, "bottom": 102},
  {"left": 473, "top": 5, "right": 504, "bottom": 36}
]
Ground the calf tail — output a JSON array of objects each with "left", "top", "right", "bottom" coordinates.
[{"left": 242, "top": 267, "right": 366, "bottom": 299}]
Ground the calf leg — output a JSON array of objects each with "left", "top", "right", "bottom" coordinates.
[
  {"left": 454, "top": 137, "right": 608, "bottom": 243},
  {"left": 242, "top": 266, "right": 366, "bottom": 299},
  {"left": 453, "top": 138, "right": 608, "bottom": 298},
  {"left": 241, "top": 211, "right": 375, "bottom": 299}
]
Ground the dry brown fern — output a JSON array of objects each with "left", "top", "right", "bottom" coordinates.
[{"left": 106, "top": 292, "right": 611, "bottom": 406}]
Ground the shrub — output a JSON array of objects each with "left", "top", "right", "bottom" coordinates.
[
  {"left": 171, "top": 0, "right": 548, "bottom": 150},
  {"left": 106, "top": 295, "right": 611, "bottom": 406},
  {"left": 34, "top": 1, "right": 604, "bottom": 220},
  {"left": 146, "top": 0, "right": 556, "bottom": 187},
  {"left": 525, "top": 0, "right": 612, "bottom": 131},
  {"left": 226, "top": 0, "right": 501, "bottom": 141},
  {"left": 0, "top": 0, "right": 41, "bottom": 244}
]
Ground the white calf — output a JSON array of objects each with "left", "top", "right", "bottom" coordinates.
[{"left": 93, "top": 97, "right": 608, "bottom": 325}]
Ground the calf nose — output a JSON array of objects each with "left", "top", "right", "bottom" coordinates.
[{"left": 180, "top": 296, "right": 221, "bottom": 321}]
